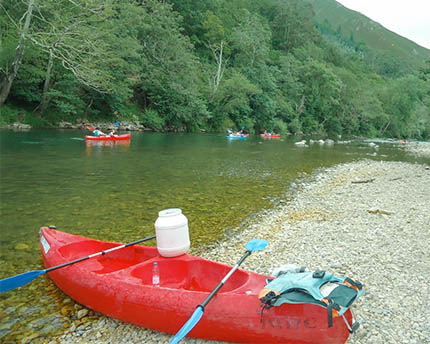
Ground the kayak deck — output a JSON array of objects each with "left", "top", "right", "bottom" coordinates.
[
  {"left": 57, "top": 238, "right": 249, "bottom": 291},
  {"left": 40, "top": 227, "right": 353, "bottom": 343},
  {"left": 226, "top": 134, "right": 248, "bottom": 139}
]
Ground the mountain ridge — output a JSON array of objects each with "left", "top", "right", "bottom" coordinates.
[{"left": 310, "top": 0, "right": 429, "bottom": 68}]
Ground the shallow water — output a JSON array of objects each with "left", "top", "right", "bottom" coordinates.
[{"left": 0, "top": 129, "right": 424, "bottom": 342}]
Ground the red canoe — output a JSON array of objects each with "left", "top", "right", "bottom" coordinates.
[
  {"left": 85, "top": 133, "right": 131, "bottom": 141},
  {"left": 260, "top": 133, "right": 280, "bottom": 138},
  {"left": 40, "top": 227, "right": 354, "bottom": 343}
]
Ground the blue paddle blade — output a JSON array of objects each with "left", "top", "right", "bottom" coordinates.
[
  {"left": 0, "top": 269, "right": 47, "bottom": 293},
  {"left": 169, "top": 306, "right": 204, "bottom": 344},
  {"left": 245, "top": 238, "right": 268, "bottom": 252}
]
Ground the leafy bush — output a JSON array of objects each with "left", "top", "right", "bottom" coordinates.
[
  {"left": 0, "top": 105, "right": 49, "bottom": 127},
  {"left": 24, "top": 114, "right": 50, "bottom": 128},
  {"left": 139, "top": 109, "right": 165, "bottom": 131},
  {"left": 273, "top": 118, "right": 288, "bottom": 134},
  {"left": 288, "top": 118, "right": 302, "bottom": 135},
  {"left": 0, "top": 105, "right": 21, "bottom": 124},
  {"left": 240, "top": 117, "right": 256, "bottom": 134},
  {"left": 116, "top": 102, "right": 141, "bottom": 122}
]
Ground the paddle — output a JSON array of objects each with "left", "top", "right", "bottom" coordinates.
[
  {"left": 168, "top": 238, "right": 268, "bottom": 344},
  {"left": 0, "top": 234, "right": 156, "bottom": 293}
]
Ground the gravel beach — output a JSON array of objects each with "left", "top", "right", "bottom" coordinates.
[{"left": 55, "top": 149, "right": 430, "bottom": 344}]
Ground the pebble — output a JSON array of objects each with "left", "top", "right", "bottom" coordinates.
[
  {"left": 15, "top": 243, "right": 30, "bottom": 250},
  {"left": 54, "top": 157, "right": 429, "bottom": 343},
  {"left": 77, "top": 309, "right": 89, "bottom": 319}
]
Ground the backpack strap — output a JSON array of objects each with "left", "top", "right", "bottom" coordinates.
[
  {"left": 322, "top": 298, "right": 340, "bottom": 327},
  {"left": 344, "top": 277, "right": 363, "bottom": 291},
  {"left": 258, "top": 289, "right": 280, "bottom": 309}
]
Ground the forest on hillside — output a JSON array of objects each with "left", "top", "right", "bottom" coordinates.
[{"left": 1, "top": 0, "right": 429, "bottom": 139}]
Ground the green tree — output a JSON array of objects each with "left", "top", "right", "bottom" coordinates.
[
  {"left": 298, "top": 59, "right": 343, "bottom": 134},
  {"left": 0, "top": 0, "right": 35, "bottom": 107},
  {"left": 275, "top": 54, "right": 304, "bottom": 122},
  {"left": 380, "top": 75, "right": 427, "bottom": 138},
  {"left": 269, "top": 0, "right": 319, "bottom": 52},
  {"left": 230, "top": 9, "right": 270, "bottom": 68},
  {"left": 211, "top": 70, "right": 261, "bottom": 130},
  {"left": 202, "top": 11, "right": 229, "bottom": 98},
  {"left": 136, "top": 0, "right": 207, "bottom": 131}
]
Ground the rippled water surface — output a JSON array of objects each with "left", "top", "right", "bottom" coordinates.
[{"left": 0, "top": 129, "right": 422, "bottom": 342}]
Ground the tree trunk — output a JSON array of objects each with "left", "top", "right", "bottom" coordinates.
[
  {"left": 40, "top": 49, "right": 54, "bottom": 114},
  {"left": 296, "top": 95, "right": 306, "bottom": 115},
  {"left": 381, "top": 120, "right": 391, "bottom": 135},
  {"left": 211, "top": 40, "right": 225, "bottom": 97},
  {"left": 0, "top": 0, "right": 35, "bottom": 107}
]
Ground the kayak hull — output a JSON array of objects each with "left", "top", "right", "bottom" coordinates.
[
  {"left": 226, "top": 134, "right": 248, "bottom": 139},
  {"left": 260, "top": 134, "right": 280, "bottom": 138},
  {"left": 40, "top": 227, "right": 352, "bottom": 344},
  {"left": 85, "top": 134, "right": 131, "bottom": 141}
]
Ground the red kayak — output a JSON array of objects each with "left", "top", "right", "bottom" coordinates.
[
  {"left": 40, "top": 227, "right": 353, "bottom": 343},
  {"left": 260, "top": 133, "right": 280, "bottom": 138},
  {"left": 85, "top": 133, "right": 131, "bottom": 141}
]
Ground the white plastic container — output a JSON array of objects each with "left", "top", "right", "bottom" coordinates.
[{"left": 155, "top": 208, "right": 190, "bottom": 257}]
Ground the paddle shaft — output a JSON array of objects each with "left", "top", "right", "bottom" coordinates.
[
  {"left": 168, "top": 238, "right": 267, "bottom": 344},
  {"left": 45, "top": 235, "right": 156, "bottom": 273},
  {"left": 200, "top": 250, "right": 251, "bottom": 309},
  {"left": 0, "top": 233, "right": 157, "bottom": 293}
]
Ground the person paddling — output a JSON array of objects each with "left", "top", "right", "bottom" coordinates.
[{"left": 93, "top": 128, "right": 106, "bottom": 137}]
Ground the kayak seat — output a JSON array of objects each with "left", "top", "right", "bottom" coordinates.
[
  {"left": 131, "top": 259, "right": 250, "bottom": 292},
  {"left": 59, "top": 241, "right": 158, "bottom": 274}
]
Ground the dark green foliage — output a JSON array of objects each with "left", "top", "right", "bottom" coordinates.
[
  {"left": 0, "top": 105, "right": 23, "bottom": 124},
  {"left": 211, "top": 70, "right": 261, "bottom": 129},
  {"left": 9, "top": 47, "right": 46, "bottom": 104},
  {"left": 0, "top": 0, "right": 429, "bottom": 139},
  {"left": 139, "top": 109, "right": 165, "bottom": 131}
]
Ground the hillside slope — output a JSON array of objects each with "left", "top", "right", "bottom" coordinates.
[{"left": 310, "top": 0, "right": 430, "bottom": 67}]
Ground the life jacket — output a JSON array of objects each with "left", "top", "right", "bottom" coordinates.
[{"left": 258, "top": 269, "right": 363, "bottom": 331}]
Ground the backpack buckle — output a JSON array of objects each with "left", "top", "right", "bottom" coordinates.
[{"left": 313, "top": 270, "right": 325, "bottom": 278}]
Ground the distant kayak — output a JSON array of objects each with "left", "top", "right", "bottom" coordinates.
[
  {"left": 85, "top": 134, "right": 131, "bottom": 141},
  {"left": 260, "top": 133, "right": 280, "bottom": 138},
  {"left": 226, "top": 134, "right": 248, "bottom": 139}
]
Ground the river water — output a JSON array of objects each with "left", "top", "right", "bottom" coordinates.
[{"left": 0, "top": 129, "right": 423, "bottom": 342}]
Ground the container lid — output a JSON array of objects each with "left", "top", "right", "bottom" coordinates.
[{"left": 158, "top": 208, "right": 182, "bottom": 217}]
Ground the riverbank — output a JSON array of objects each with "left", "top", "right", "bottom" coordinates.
[
  {"left": 49, "top": 154, "right": 430, "bottom": 344},
  {"left": 402, "top": 141, "right": 430, "bottom": 158},
  {"left": 0, "top": 120, "right": 147, "bottom": 132}
]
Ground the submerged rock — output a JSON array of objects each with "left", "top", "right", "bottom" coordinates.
[{"left": 15, "top": 243, "right": 30, "bottom": 250}]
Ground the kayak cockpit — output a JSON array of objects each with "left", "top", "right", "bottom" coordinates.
[
  {"left": 57, "top": 240, "right": 251, "bottom": 292},
  {"left": 130, "top": 258, "right": 250, "bottom": 292}
]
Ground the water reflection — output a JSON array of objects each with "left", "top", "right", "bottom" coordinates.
[{"left": 85, "top": 139, "right": 131, "bottom": 155}]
